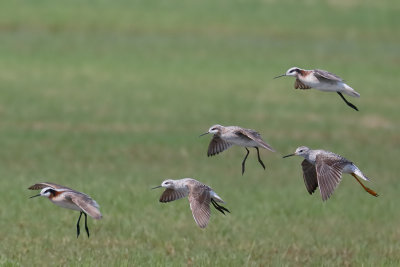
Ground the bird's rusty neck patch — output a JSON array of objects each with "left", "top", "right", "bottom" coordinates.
[
  {"left": 298, "top": 69, "right": 311, "bottom": 77},
  {"left": 48, "top": 190, "right": 62, "bottom": 199}
]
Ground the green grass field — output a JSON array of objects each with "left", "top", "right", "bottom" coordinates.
[{"left": 1, "top": 0, "right": 399, "bottom": 265}]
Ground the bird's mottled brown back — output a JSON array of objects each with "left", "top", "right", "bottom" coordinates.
[
  {"left": 314, "top": 69, "right": 343, "bottom": 82},
  {"left": 237, "top": 128, "right": 275, "bottom": 152},
  {"left": 64, "top": 191, "right": 102, "bottom": 219},
  {"left": 28, "top": 182, "right": 74, "bottom": 191}
]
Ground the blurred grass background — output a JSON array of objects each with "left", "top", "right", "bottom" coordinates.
[{"left": 0, "top": 0, "right": 399, "bottom": 265}]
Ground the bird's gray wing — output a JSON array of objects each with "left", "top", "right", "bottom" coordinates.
[
  {"left": 315, "top": 154, "right": 347, "bottom": 201},
  {"left": 314, "top": 69, "right": 343, "bottom": 82},
  {"left": 159, "top": 188, "right": 188, "bottom": 203},
  {"left": 237, "top": 129, "right": 276, "bottom": 152},
  {"left": 65, "top": 191, "right": 102, "bottom": 219},
  {"left": 188, "top": 186, "right": 211, "bottom": 228},
  {"left": 294, "top": 79, "right": 312, "bottom": 89},
  {"left": 28, "top": 182, "right": 73, "bottom": 191},
  {"left": 301, "top": 160, "right": 318, "bottom": 194},
  {"left": 207, "top": 135, "right": 232, "bottom": 156}
]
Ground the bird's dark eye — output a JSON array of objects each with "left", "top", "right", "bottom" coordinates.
[
  {"left": 290, "top": 69, "right": 298, "bottom": 73},
  {"left": 211, "top": 128, "right": 217, "bottom": 131}
]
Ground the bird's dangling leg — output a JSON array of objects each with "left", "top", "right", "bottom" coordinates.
[
  {"left": 337, "top": 92, "right": 359, "bottom": 111},
  {"left": 255, "top": 147, "right": 266, "bottom": 170},
  {"left": 242, "top": 147, "right": 250, "bottom": 175},
  {"left": 211, "top": 199, "right": 230, "bottom": 215},
  {"left": 76, "top": 211, "right": 83, "bottom": 238},
  {"left": 351, "top": 173, "right": 378, "bottom": 197},
  {"left": 84, "top": 213, "right": 90, "bottom": 238}
]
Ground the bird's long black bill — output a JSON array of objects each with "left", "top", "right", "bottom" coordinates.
[
  {"left": 29, "top": 194, "right": 41, "bottom": 199},
  {"left": 274, "top": 74, "right": 286, "bottom": 79},
  {"left": 199, "top": 132, "right": 209, "bottom": 137},
  {"left": 337, "top": 92, "right": 359, "bottom": 111},
  {"left": 282, "top": 153, "right": 295, "bottom": 158},
  {"left": 151, "top": 185, "right": 162, "bottom": 190}
]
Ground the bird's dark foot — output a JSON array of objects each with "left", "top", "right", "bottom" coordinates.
[{"left": 211, "top": 199, "right": 230, "bottom": 215}]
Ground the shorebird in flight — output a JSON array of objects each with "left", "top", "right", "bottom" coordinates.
[
  {"left": 200, "top": 124, "right": 276, "bottom": 174},
  {"left": 29, "top": 182, "right": 102, "bottom": 238},
  {"left": 153, "top": 178, "right": 230, "bottom": 228},
  {"left": 274, "top": 67, "right": 360, "bottom": 111},
  {"left": 283, "top": 146, "right": 378, "bottom": 201}
]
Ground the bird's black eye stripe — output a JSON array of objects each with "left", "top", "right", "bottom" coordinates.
[{"left": 44, "top": 189, "right": 56, "bottom": 194}]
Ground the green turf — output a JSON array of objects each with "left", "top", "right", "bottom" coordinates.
[{"left": 0, "top": 0, "right": 399, "bottom": 265}]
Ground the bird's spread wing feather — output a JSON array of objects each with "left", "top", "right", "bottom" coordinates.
[
  {"left": 28, "top": 182, "right": 73, "bottom": 191},
  {"left": 301, "top": 160, "right": 318, "bottom": 194},
  {"left": 315, "top": 155, "right": 347, "bottom": 201},
  {"left": 66, "top": 192, "right": 102, "bottom": 219},
  {"left": 294, "top": 79, "right": 312, "bottom": 89},
  {"left": 189, "top": 186, "right": 211, "bottom": 228},
  {"left": 207, "top": 135, "right": 232, "bottom": 156},
  {"left": 159, "top": 188, "right": 188, "bottom": 203},
  {"left": 237, "top": 129, "right": 275, "bottom": 152},
  {"left": 314, "top": 69, "right": 343, "bottom": 82}
]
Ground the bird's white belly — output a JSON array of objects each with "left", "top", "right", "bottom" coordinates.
[
  {"left": 226, "top": 136, "right": 258, "bottom": 147},
  {"left": 313, "top": 82, "right": 344, "bottom": 92},
  {"left": 51, "top": 199, "right": 81, "bottom": 211},
  {"left": 302, "top": 76, "right": 342, "bottom": 92}
]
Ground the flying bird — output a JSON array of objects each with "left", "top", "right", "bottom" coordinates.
[
  {"left": 153, "top": 178, "right": 229, "bottom": 228},
  {"left": 283, "top": 146, "right": 378, "bottom": 201},
  {"left": 274, "top": 67, "right": 360, "bottom": 111},
  {"left": 200, "top": 124, "right": 275, "bottom": 174},
  {"left": 29, "top": 182, "right": 102, "bottom": 238}
]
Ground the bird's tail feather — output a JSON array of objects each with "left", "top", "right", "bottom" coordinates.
[{"left": 343, "top": 84, "right": 360, "bottom": 98}]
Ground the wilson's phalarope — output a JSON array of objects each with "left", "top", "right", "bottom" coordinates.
[
  {"left": 200, "top": 124, "right": 276, "bottom": 175},
  {"left": 274, "top": 67, "right": 360, "bottom": 111},
  {"left": 29, "top": 182, "right": 102, "bottom": 238},
  {"left": 283, "top": 146, "right": 378, "bottom": 201},
  {"left": 152, "top": 178, "right": 229, "bottom": 228}
]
